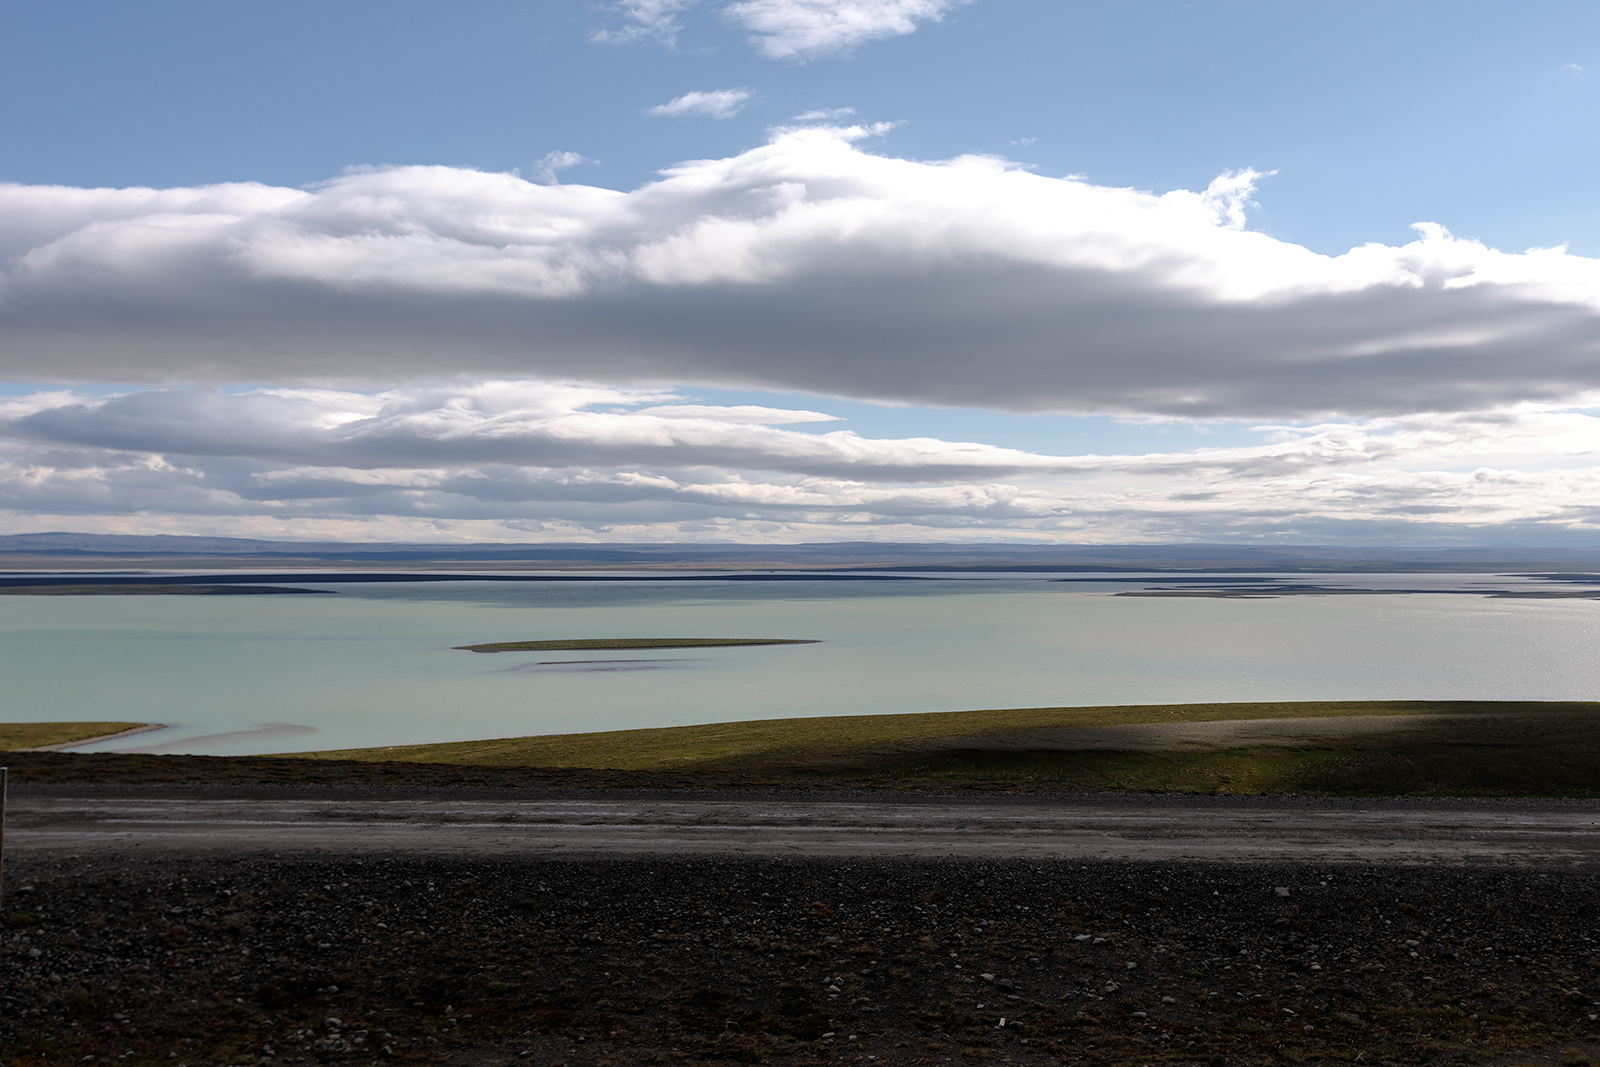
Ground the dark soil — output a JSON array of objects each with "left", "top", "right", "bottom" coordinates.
[
  {"left": 0, "top": 753, "right": 773, "bottom": 791},
  {"left": 5, "top": 852, "right": 1600, "bottom": 1067}
]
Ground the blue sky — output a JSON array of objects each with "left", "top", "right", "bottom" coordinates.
[
  {"left": 1, "top": 0, "right": 1599, "bottom": 544},
  {"left": 8, "top": 1, "right": 1600, "bottom": 256}
]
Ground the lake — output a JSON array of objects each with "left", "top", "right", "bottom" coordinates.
[{"left": 2, "top": 571, "right": 1598, "bottom": 755}]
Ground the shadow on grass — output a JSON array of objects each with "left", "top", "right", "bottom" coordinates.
[{"left": 814, "top": 712, "right": 1600, "bottom": 797}]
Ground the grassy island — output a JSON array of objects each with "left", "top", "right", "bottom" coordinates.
[
  {"left": 0, "top": 584, "right": 332, "bottom": 595},
  {"left": 452, "top": 637, "right": 820, "bottom": 653}
]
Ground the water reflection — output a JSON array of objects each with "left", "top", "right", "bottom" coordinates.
[{"left": 497, "top": 658, "right": 702, "bottom": 673}]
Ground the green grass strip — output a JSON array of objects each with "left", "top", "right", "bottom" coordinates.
[
  {"left": 288, "top": 699, "right": 1550, "bottom": 771},
  {"left": 0, "top": 722, "right": 153, "bottom": 751}
]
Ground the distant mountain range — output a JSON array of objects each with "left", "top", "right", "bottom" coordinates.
[{"left": 0, "top": 532, "right": 1596, "bottom": 573}]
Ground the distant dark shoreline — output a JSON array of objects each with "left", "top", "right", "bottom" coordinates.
[
  {"left": 0, "top": 572, "right": 930, "bottom": 589},
  {"left": 4, "top": 531, "right": 1600, "bottom": 574},
  {"left": 3, "top": 571, "right": 1598, "bottom": 600},
  {"left": 0, "top": 582, "right": 335, "bottom": 595}
]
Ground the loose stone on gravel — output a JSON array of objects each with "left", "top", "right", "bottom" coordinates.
[{"left": 5, "top": 855, "right": 1600, "bottom": 1066}]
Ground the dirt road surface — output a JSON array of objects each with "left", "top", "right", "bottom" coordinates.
[{"left": 10, "top": 788, "right": 1600, "bottom": 865}]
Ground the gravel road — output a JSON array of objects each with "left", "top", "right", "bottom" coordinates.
[
  {"left": 11, "top": 788, "right": 1600, "bottom": 866},
  {"left": 12, "top": 788, "right": 1600, "bottom": 1066}
]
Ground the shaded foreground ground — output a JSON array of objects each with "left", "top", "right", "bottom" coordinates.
[
  {"left": 10, "top": 704, "right": 1600, "bottom": 1065},
  {"left": 6, "top": 852, "right": 1600, "bottom": 1067}
]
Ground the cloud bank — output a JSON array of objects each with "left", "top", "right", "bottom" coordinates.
[
  {"left": 6, "top": 126, "right": 1600, "bottom": 420},
  {"left": 0, "top": 381, "right": 1596, "bottom": 545}
]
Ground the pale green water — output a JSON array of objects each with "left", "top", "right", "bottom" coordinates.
[{"left": 2, "top": 574, "right": 1598, "bottom": 755}]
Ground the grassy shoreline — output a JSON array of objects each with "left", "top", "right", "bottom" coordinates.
[
  {"left": 0, "top": 722, "right": 154, "bottom": 751},
  {"left": 13, "top": 701, "right": 1600, "bottom": 797},
  {"left": 278, "top": 699, "right": 1600, "bottom": 798},
  {"left": 285, "top": 698, "right": 1562, "bottom": 769}
]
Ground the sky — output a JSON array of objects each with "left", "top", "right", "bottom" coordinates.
[{"left": 2, "top": 0, "right": 1600, "bottom": 546}]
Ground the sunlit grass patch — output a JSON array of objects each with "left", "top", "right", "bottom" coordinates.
[{"left": 0, "top": 722, "right": 151, "bottom": 751}]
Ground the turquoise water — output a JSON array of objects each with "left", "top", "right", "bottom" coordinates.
[{"left": 3, "top": 573, "right": 1599, "bottom": 755}]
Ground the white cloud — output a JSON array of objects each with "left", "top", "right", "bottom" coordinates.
[
  {"left": 793, "top": 107, "right": 856, "bottom": 121},
  {"left": 630, "top": 403, "right": 839, "bottom": 422},
  {"left": 591, "top": 0, "right": 698, "bottom": 46},
  {"left": 1198, "top": 168, "right": 1270, "bottom": 230},
  {"left": 532, "top": 151, "right": 590, "bottom": 185},
  {"left": 12, "top": 127, "right": 1600, "bottom": 420},
  {"left": 648, "top": 88, "right": 754, "bottom": 119},
  {"left": 592, "top": 0, "right": 961, "bottom": 59},
  {"left": 723, "top": 0, "right": 968, "bottom": 59}
]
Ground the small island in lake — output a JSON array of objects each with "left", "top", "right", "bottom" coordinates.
[
  {"left": 0, "top": 584, "right": 334, "bottom": 595},
  {"left": 452, "top": 637, "right": 820, "bottom": 653}
]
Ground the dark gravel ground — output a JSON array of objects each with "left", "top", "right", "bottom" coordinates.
[{"left": 6, "top": 852, "right": 1600, "bottom": 1067}]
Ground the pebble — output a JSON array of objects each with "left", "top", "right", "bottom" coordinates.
[{"left": 9, "top": 850, "right": 1600, "bottom": 1065}]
